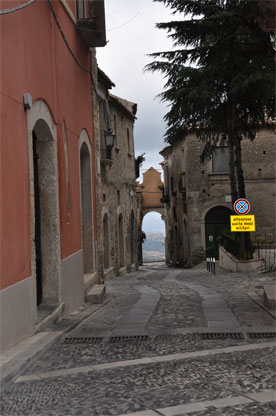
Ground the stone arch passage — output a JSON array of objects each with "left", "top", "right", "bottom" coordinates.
[
  {"left": 118, "top": 213, "right": 124, "bottom": 268},
  {"left": 80, "top": 142, "right": 94, "bottom": 275},
  {"left": 142, "top": 211, "right": 165, "bottom": 263},
  {"left": 103, "top": 213, "right": 110, "bottom": 269},
  {"left": 205, "top": 205, "right": 232, "bottom": 259},
  {"left": 32, "top": 119, "right": 61, "bottom": 305}
]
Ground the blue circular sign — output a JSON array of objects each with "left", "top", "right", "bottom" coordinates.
[{"left": 234, "top": 199, "right": 250, "bottom": 215}]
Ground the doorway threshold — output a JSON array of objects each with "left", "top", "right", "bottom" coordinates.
[
  {"left": 35, "top": 302, "right": 64, "bottom": 334},
  {"left": 37, "top": 303, "right": 58, "bottom": 323}
]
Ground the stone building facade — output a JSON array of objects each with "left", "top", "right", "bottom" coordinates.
[
  {"left": 93, "top": 66, "right": 139, "bottom": 280},
  {"left": 160, "top": 130, "right": 276, "bottom": 265}
]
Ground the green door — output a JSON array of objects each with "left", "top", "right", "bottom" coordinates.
[
  {"left": 205, "top": 206, "right": 232, "bottom": 260},
  {"left": 205, "top": 222, "right": 230, "bottom": 259}
]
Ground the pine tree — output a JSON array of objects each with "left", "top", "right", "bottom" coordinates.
[{"left": 146, "top": 0, "right": 275, "bottom": 204}]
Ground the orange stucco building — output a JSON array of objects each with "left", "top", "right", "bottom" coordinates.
[
  {"left": 1, "top": 0, "right": 106, "bottom": 351},
  {"left": 137, "top": 167, "right": 164, "bottom": 214}
]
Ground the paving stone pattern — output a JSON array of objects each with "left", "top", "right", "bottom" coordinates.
[
  {"left": 2, "top": 347, "right": 275, "bottom": 415},
  {"left": 178, "top": 265, "right": 276, "bottom": 327},
  {"left": 187, "top": 402, "right": 276, "bottom": 416},
  {"left": 1, "top": 263, "right": 276, "bottom": 415},
  {"left": 26, "top": 334, "right": 256, "bottom": 374}
]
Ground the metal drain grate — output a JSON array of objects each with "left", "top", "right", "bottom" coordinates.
[
  {"left": 201, "top": 332, "right": 244, "bottom": 340},
  {"left": 108, "top": 335, "right": 149, "bottom": 344},
  {"left": 62, "top": 337, "right": 104, "bottom": 344},
  {"left": 247, "top": 332, "right": 276, "bottom": 339}
]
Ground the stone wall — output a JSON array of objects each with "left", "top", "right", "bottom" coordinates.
[
  {"left": 93, "top": 60, "right": 138, "bottom": 279},
  {"left": 161, "top": 129, "right": 276, "bottom": 266}
]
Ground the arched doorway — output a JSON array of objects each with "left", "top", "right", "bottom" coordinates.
[
  {"left": 32, "top": 119, "right": 61, "bottom": 306},
  {"left": 130, "top": 210, "right": 135, "bottom": 264},
  {"left": 183, "top": 219, "right": 189, "bottom": 262},
  {"left": 174, "top": 225, "right": 179, "bottom": 264},
  {"left": 103, "top": 213, "right": 110, "bottom": 269},
  {"left": 142, "top": 211, "right": 165, "bottom": 263},
  {"left": 118, "top": 214, "right": 124, "bottom": 268},
  {"left": 80, "top": 142, "right": 94, "bottom": 275},
  {"left": 205, "top": 206, "right": 232, "bottom": 259}
]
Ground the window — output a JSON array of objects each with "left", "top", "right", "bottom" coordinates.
[
  {"left": 212, "top": 147, "right": 230, "bottom": 173},
  {"left": 127, "top": 128, "right": 130, "bottom": 153},
  {"left": 170, "top": 177, "right": 175, "bottom": 195},
  {"left": 76, "top": 0, "right": 86, "bottom": 19}
]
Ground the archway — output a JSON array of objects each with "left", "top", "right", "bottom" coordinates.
[
  {"left": 118, "top": 213, "right": 124, "bottom": 268},
  {"left": 142, "top": 211, "right": 165, "bottom": 263},
  {"left": 173, "top": 225, "right": 179, "bottom": 264},
  {"left": 80, "top": 141, "right": 94, "bottom": 275},
  {"left": 130, "top": 210, "right": 135, "bottom": 264},
  {"left": 103, "top": 213, "right": 110, "bottom": 269},
  {"left": 205, "top": 206, "right": 232, "bottom": 259},
  {"left": 183, "top": 218, "right": 189, "bottom": 262},
  {"left": 32, "top": 119, "right": 60, "bottom": 306}
]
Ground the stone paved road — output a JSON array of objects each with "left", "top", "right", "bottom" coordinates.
[{"left": 1, "top": 263, "right": 275, "bottom": 415}]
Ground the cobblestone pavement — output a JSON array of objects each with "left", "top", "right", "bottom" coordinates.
[{"left": 1, "top": 263, "right": 276, "bottom": 415}]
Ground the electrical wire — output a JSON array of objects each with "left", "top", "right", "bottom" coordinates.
[
  {"left": 47, "top": 0, "right": 90, "bottom": 72},
  {"left": 0, "top": 0, "right": 36, "bottom": 15},
  {"left": 47, "top": 0, "right": 99, "bottom": 100},
  {"left": 107, "top": 11, "right": 139, "bottom": 31}
]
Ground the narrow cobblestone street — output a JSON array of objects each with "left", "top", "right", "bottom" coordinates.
[{"left": 1, "top": 263, "right": 275, "bottom": 415}]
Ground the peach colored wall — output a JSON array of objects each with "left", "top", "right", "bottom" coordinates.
[
  {"left": 1, "top": 1, "right": 96, "bottom": 290},
  {"left": 138, "top": 168, "right": 163, "bottom": 209}
]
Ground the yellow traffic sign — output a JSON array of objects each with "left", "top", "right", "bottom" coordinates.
[{"left": 231, "top": 215, "right": 255, "bottom": 232}]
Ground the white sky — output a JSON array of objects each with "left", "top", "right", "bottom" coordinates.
[
  {"left": 142, "top": 211, "right": 165, "bottom": 233},
  {"left": 97, "top": 0, "right": 181, "bottom": 177}
]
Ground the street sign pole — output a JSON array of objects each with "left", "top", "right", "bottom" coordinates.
[{"left": 241, "top": 232, "right": 245, "bottom": 260}]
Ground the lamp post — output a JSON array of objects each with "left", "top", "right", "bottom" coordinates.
[{"left": 104, "top": 128, "right": 115, "bottom": 160}]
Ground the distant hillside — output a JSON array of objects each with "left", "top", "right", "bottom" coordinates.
[{"left": 142, "top": 232, "right": 165, "bottom": 262}]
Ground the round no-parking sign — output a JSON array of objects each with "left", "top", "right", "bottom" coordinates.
[{"left": 233, "top": 198, "right": 250, "bottom": 215}]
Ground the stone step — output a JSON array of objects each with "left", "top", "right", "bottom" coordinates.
[
  {"left": 86, "top": 284, "right": 106, "bottom": 304},
  {"left": 263, "top": 284, "right": 276, "bottom": 309}
]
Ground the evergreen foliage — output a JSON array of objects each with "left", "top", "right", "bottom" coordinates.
[{"left": 146, "top": 0, "right": 275, "bottom": 202}]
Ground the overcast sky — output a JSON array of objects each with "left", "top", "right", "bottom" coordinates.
[
  {"left": 97, "top": 0, "right": 180, "bottom": 180},
  {"left": 142, "top": 211, "right": 165, "bottom": 233}
]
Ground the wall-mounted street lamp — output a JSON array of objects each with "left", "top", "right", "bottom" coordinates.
[{"left": 104, "top": 128, "right": 115, "bottom": 160}]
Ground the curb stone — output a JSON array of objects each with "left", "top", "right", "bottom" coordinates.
[{"left": 0, "top": 299, "right": 111, "bottom": 393}]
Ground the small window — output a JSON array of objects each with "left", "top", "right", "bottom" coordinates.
[
  {"left": 170, "top": 177, "right": 175, "bottom": 194},
  {"left": 127, "top": 128, "right": 130, "bottom": 153},
  {"left": 76, "top": 0, "right": 86, "bottom": 19},
  {"left": 212, "top": 147, "right": 230, "bottom": 173}
]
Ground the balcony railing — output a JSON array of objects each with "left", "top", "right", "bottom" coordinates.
[{"left": 76, "top": 0, "right": 106, "bottom": 47}]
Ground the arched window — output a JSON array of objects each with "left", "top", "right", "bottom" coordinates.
[
  {"left": 103, "top": 213, "right": 110, "bottom": 269},
  {"left": 62, "top": 121, "right": 70, "bottom": 221},
  {"left": 80, "top": 142, "right": 94, "bottom": 274}
]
